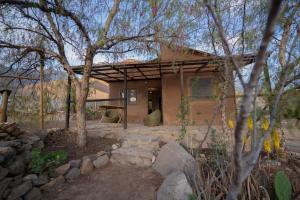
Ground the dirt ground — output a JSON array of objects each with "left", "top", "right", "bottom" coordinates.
[
  {"left": 44, "top": 129, "right": 118, "bottom": 160},
  {"left": 43, "top": 164, "right": 163, "bottom": 200}
]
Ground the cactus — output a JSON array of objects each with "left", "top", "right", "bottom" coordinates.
[{"left": 274, "top": 171, "right": 292, "bottom": 200}]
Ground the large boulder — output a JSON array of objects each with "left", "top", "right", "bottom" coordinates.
[
  {"left": 157, "top": 170, "right": 193, "bottom": 200},
  {"left": 152, "top": 141, "right": 196, "bottom": 178}
]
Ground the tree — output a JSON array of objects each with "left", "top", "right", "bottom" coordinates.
[
  {"left": 0, "top": 0, "right": 195, "bottom": 146},
  {"left": 200, "top": 0, "right": 300, "bottom": 199}
]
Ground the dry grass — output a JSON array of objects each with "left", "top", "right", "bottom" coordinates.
[{"left": 187, "top": 151, "right": 300, "bottom": 200}]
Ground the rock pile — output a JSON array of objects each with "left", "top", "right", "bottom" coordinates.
[
  {"left": 153, "top": 141, "right": 195, "bottom": 200},
  {"left": 0, "top": 123, "right": 111, "bottom": 199},
  {"left": 39, "top": 152, "right": 109, "bottom": 191},
  {"left": 0, "top": 122, "right": 45, "bottom": 200}
]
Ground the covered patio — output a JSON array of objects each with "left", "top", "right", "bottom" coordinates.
[{"left": 67, "top": 52, "right": 256, "bottom": 130}]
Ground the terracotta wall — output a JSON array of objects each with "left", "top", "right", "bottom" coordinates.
[
  {"left": 161, "top": 72, "right": 236, "bottom": 125},
  {"left": 109, "top": 80, "right": 161, "bottom": 123},
  {"left": 160, "top": 44, "right": 236, "bottom": 125}
]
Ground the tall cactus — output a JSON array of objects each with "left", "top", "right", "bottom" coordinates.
[{"left": 274, "top": 171, "right": 292, "bottom": 200}]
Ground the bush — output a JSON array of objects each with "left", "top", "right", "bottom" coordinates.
[{"left": 30, "top": 149, "right": 68, "bottom": 174}]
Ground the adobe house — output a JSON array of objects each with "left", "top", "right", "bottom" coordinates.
[{"left": 72, "top": 44, "right": 255, "bottom": 128}]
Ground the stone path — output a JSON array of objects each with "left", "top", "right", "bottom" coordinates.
[{"left": 111, "top": 134, "right": 160, "bottom": 167}]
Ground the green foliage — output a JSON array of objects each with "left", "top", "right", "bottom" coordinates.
[
  {"left": 274, "top": 171, "right": 292, "bottom": 200},
  {"left": 177, "top": 96, "right": 190, "bottom": 141},
  {"left": 30, "top": 149, "right": 68, "bottom": 174},
  {"left": 188, "top": 193, "right": 197, "bottom": 200},
  {"left": 283, "top": 92, "right": 300, "bottom": 121},
  {"left": 207, "top": 128, "right": 228, "bottom": 169}
]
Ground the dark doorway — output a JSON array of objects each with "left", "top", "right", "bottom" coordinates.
[{"left": 147, "top": 88, "right": 162, "bottom": 115}]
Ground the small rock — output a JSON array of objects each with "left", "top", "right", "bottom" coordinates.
[
  {"left": 20, "top": 150, "right": 32, "bottom": 164},
  {"left": 69, "top": 159, "right": 81, "bottom": 168},
  {"left": 2, "top": 188, "right": 11, "bottom": 199},
  {"left": 24, "top": 187, "right": 42, "bottom": 200},
  {"left": 20, "top": 135, "right": 40, "bottom": 145},
  {"left": 54, "top": 163, "right": 70, "bottom": 176},
  {"left": 157, "top": 171, "right": 193, "bottom": 200},
  {"left": 96, "top": 151, "right": 106, "bottom": 157},
  {"left": 80, "top": 158, "right": 94, "bottom": 174},
  {"left": 65, "top": 168, "right": 80, "bottom": 180},
  {"left": 0, "top": 178, "right": 12, "bottom": 198},
  {"left": 10, "top": 128, "right": 22, "bottom": 137},
  {"left": 32, "top": 175, "right": 48, "bottom": 186},
  {"left": 0, "top": 132, "right": 8, "bottom": 139},
  {"left": 33, "top": 141, "right": 44, "bottom": 149},
  {"left": 9, "top": 175, "right": 24, "bottom": 188},
  {"left": 0, "top": 166, "right": 8, "bottom": 180},
  {"left": 0, "top": 155, "right": 4, "bottom": 163},
  {"left": 8, "top": 181, "right": 32, "bottom": 200},
  {"left": 23, "top": 174, "right": 38, "bottom": 182},
  {"left": 93, "top": 155, "right": 109, "bottom": 168},
  {"left": 0, "top": 146, "right": 16, "bottom": 161},
  {"left": 7, "top": 157, "right": 25, "bottom": 175},
  {"left": 82, "top": 154, "right": 97, "bottom": 161},
  {"left": 112, "top": 144, "right": 119, "bottom": 150},
  {"left": 6, "top": 126, "right": 16, "bottom": 134},
  {"left": 152, "top": 156, "right": 156, "bottom": 163},
  {"left": 40, "top": 175, "right": 64, "bottom": 191}
]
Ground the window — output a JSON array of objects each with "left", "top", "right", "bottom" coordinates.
[
  {"left": 190, "top": 77, "right": 214, "bottom": 99},
  {"left": 121, "top": 89, "right": 137, "bottom": 104}
]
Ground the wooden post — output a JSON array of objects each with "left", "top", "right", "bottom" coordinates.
[
  {"left": 123, "top": 69, "right": 128, "bottom": 129},
  {"left": 65, "top": 76, "right": 71, "bottom": 129},
  {"left": 39, "top": 53, "right": 45, "bottom": 130},
  {"left": 180, "top": 65, "right": 184, "bottom": 97},
  {"left": 0, "top": 90, "right": 10, "bottom": 123}
]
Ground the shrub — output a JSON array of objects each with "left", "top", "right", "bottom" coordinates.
[{"left": 30, "top": 149, "right": 68, "bottom": 174}]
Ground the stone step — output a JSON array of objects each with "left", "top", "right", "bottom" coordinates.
[
  {"left": 122, "top": 134, "right": 160, "bottom": 149},
  {"left": 123, "top": 134, "right": 160, "bottom": 143},
  {"left": 110, "top": 147, "right": 155, "bottom": 167}
]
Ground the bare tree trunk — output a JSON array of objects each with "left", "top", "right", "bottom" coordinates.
[
  {"left": 0, "top": 90, "right": 10, "bottom": 123},
  {"left": 75, "top": 84, "right": 88, "bottom": 147},
  {"left": 39, "top": 53, "right": 45, "bottom": 130}
]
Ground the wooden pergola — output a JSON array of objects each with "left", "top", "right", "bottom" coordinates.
[{"left": 66, "top": 54, "right": 256, "bottom": 129}]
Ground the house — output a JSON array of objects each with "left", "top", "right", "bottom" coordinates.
[{"left": 73, "top": 44, "right": 255, "bottom": 127}]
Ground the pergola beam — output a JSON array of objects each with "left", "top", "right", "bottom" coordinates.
[{"left": 135, "top": 64, "right": 148, "bottom": 79}]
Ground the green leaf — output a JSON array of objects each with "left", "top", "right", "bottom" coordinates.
[{"left": 274, "top": 171, "right": 292, "bottom": 200}]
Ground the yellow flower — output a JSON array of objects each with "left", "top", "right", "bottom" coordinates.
[
  {"left": 261, "top": 118, "right": 269, "bottom": 132},
  {"left": 247, "top": 117, "right": 253, "bottom": 131},
  {"left": 263, "top": 138, "right": 272, "bottom": 153},
  {"left": 228, "top": 120, "right": 234, "bottom": 129},
  {"left": 272, "top": 128, "right": 281, "bottom": 151}
]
